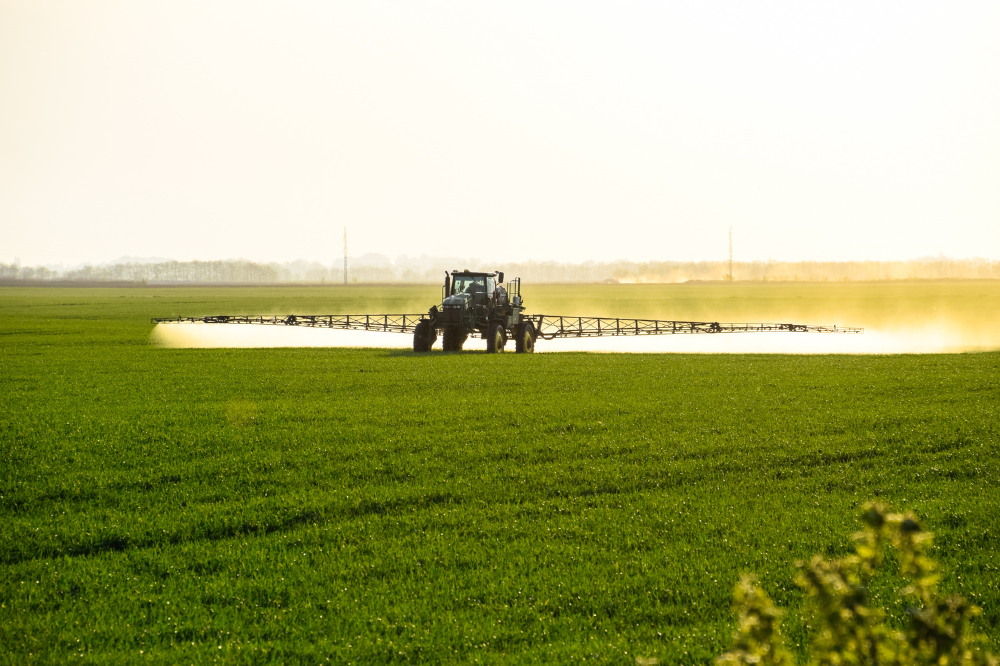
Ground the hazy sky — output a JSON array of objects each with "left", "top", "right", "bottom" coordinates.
[{"left": 1, "top": 1, "right": 998, "bottom": 266}]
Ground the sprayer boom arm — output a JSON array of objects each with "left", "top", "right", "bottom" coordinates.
[
  {"left": 152, "top": 314, "right": 862, "bottom": 337},
  {"left": 527, "top": 316, "right": 860, "bottom": 338}
]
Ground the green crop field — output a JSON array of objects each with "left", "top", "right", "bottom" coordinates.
[{"left": 2, "top": 283, "right": 999, "bottom": 665}]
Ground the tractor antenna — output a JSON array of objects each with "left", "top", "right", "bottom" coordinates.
[
  {"left": 728, "top": 226, "right": 733, "bottom": 282},
  {"left": 343, "top": 227, "right": 348, "bottom": 285}
]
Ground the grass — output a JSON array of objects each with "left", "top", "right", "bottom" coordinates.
[{"left": 1, "top": 283, "right": 999, "bottom": 664}]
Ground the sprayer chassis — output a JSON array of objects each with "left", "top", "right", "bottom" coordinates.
[
  {"left": 152, "top": 313, "right": 862, "bottom": 348},
  {"left": 153, "top": 270, "right": 862, "bottom": 352}
]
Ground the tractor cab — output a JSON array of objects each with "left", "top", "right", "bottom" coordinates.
[{"left": 444, "top": 271, "right": 503, "bottom": 306}]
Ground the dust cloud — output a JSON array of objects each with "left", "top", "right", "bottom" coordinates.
[
  {"left": 536, "top": 325, "right": 997, "bottom": 354},
  {"left": 151, "top": 323, "right": 414, "bottom": 350},
  {"left": 150, "top": 322, "right": 998, "bottom": 354}
]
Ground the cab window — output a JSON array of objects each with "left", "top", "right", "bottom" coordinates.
[{"left": 453, "top": 275, "right": 486, "bottom": 294}]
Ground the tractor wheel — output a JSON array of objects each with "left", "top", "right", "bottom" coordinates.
[
  {"left": 515, "top": 322, "right": 536, "bottom": 353},
  {"left": 486, "top": 322, "right": 506, "bottom": 354},
  {"left": 443, "top": 326, "right": 461, "bottom": 352},
  {"left": 413, "top": 321, "right": 434, "bottom": 352}
]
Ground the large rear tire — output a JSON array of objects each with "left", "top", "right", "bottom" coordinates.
[
  {"left": 515, "top": 322, "right": 536, "bottom": 353},
  {"left": 486, "top": 322, "right": 506, "bottom": 354},
  {"left": 413, "top": 321, "right": 435, "bottom": 352}
]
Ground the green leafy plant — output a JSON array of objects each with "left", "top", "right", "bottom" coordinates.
[
  {"left": 715, "top": 575, "right": 794, "bottom": 666},
  {"left": 717, "top": 504, "right": 996, "bottom": 666}
]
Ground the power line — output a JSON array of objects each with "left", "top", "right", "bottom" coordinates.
[{"left": 728, "top": 226, "right": 733, "bottom": 281}]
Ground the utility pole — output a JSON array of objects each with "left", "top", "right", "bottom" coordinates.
[
  {"left": 343, "top": 228, "right": 348, "bottom": 285},
  {"left": 728, "top": 226, "right": 733, "bottom": 281}
]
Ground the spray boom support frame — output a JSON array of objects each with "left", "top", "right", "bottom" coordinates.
[{"left": 152, "top": 314, "right": 862, "bottom": 338}]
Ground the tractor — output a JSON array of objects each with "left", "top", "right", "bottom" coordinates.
[{"left": 412, "top": 270, "right": 535, "bottom": 353}]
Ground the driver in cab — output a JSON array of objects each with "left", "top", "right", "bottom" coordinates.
[{"left": 455, "top": 276, "right": 486, "bottom": 296}]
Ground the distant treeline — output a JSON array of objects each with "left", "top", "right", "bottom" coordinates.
[
  {"left": 2, "top": 257, "right": 999, "bottom": 284},
  {"left": 583, "top": 257, "right": 1000, "bottom": 283},
  {"left": 0, "top": 260, "right": 279, "bottom": 283}
]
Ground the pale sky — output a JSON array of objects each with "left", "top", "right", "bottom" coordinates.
[{"left": 1, "top": 1, "right": 998, "bottom": 266}]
